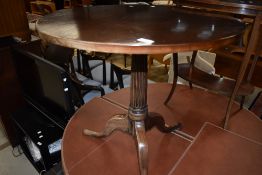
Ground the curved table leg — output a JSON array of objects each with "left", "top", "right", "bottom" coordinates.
[
  {"left": 165, "top": 53, "right": 178, "bottom": 104},
  {"left": 83, "top": 114, "right": 129, "bottom": 137},
  {"left": 134, "top": 121, "right": 148, "bottom": 175}
]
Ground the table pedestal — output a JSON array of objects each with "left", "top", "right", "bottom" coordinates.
[{"left": 83, "top": 55, "right": 181, "bottom": 175}]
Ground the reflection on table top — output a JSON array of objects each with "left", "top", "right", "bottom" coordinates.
[{"left": 36, "top": 5, "right": 244, "bottom": 54}]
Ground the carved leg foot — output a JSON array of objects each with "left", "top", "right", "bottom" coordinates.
[
  {"left": 145, "top": 112, "right": 182, "bottom": 133},
  {"left": 134, "top": 121, "right": 148, "bottom": 175},
  {"left": 83, "top": 114, "right": 129, "bottom": 137}
]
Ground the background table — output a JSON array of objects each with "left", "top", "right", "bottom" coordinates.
[
  {"left": 174, "top": 0, "right": 262, "bottom": 88},
  {"left": 175, "top": 0, "right": 262, "bottom": 17}
]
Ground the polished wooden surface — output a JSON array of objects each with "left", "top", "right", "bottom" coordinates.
[
  {"left": 0, "top": 45, "right": 24, "bottom": 146},
  {"left": 175, "top": 0, "right": 262, "bottom": 16},
  {"left": 177, "top": 63, "right": 254, "bottom": 96},
  {"left": 0, "top": 0, "right": 30, "bottom": 40},
  {"left": 215, "top": 45, "right": 262, "bottom": 88},
  {"left": 170, "top": 123, "right": 262, "bottom": 175},
  {"left": 62, "top": 84, "right": 262, "bottom": 175},
  {"left": 36, "top": 5, "right": 244, "bottom": 54}
]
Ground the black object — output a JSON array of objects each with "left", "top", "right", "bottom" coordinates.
[
  {"left": 54, "top": 0, "right": 64, "bottom": 10},
  {"left": 12, "top": 42, "right": 78, "bottom": 128},
  {"left": 11, "top": 104, "right": 64, "bottom": 172},
  {"left": 11, "top": 40, "right": 107, "bottom": 172},
  {"left": 92, "top": 0, "right": 120, "bottom": 5},
  {"left": 45, "top": 162, "right": 64, "bottom": 175},
  {"left": 122, "top": 0, "right": 153, "bottom": 3},
  {"left": 110, "top": 64, "right": 131, "bottom": 89},
  {"left": 249, "top": 91, "right": 262, "bottom": 119},
  {"left": 0, "top": 36, "right": 22, "bottom": 147},
  {"left": 80, "top": 50, "right": 107, "bottom": 85},
  {"left": 10, "top": 41, "right": 81, "bottom": 173}
]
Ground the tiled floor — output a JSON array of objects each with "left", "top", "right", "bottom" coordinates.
[
  {"left": 0, "top": 121, "right": 38, "bottom": 175},
  {"left": 0, "top": 146, "right": 38, "bottom": 175},
  {"left": 0, "top": 122, "right": 8, "bottom": 148}
]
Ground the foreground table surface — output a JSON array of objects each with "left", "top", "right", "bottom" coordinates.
[
  {"left": 170, "top": 123, "right": 262, "bottom": 175},
  {"left": 36, "top": 5, "right": 244, "bottom": 54},
  {"left": 62, "top": 84, "right": 262, "bottom": 175}
]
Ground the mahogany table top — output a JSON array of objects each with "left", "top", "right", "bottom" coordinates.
[{"left": 36, "top": 5, "right": 244, "bottom": 54}]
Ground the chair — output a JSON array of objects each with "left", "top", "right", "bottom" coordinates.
[
  {"left": 165, "top": 13, "right": 262, "bottom": 111},
  {"left": 121, "top": 0, "right": 153, "bottom": 5},
  {"left": 80, "top": 51, "right": 132, "bottom": 89},
  {"left": 44, "top": 44, "right": 109, "bottom": 103},
  {"left": 30, "top": 1, "right": 56, "bottom": 15},
  {"left": 92, "top": 0, "right": 120, "bottom": 5},
  {"left": 213, "top": 14, "right": 262, "bottom": 108},
  {"left": 12, "top": 42, "right": 80, "bottom": 125},
  {"left": 164, "top": 51, "right": 216, "bottom": 83},
  {"left": 148, "top": 54, "right": 170, "bottom": 71},
  {"left": 79, "top": 50, "right": 107, "bottom": 85},
  {"left": 79, "top": 52, "right": 114, "bottom": 101},
  {"left": 180, "top": 50, "right": 216, "bottom": 89}
]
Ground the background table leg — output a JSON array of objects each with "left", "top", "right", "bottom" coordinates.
[{"left": 165, "top": 53, "right": 178, "bottom": 104}]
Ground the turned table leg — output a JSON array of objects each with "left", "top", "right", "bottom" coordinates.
[{"left": 84, "top": 55, "right": 181, "bottom": 175}]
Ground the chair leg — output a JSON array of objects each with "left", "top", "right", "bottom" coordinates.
[
  {"left": 189, "top": 82, "right": 193, "bottom": 89},
  {"left": 188, "top": 51, "right": 197, "bottom": 90},
  {"left": 76, "top": 49, "right": 81, "bottom": 73},
  {"left": 82, "top": 54, "right": 93, "bottom": 79},
  {"left": 164, "top": 53, "right": 178, "bottom": 105},
  {"left": 109, "top": 63, "right": 115, "bottom": 89},
  {"left": 249, "top": 91, "right": 262, "bottom": 110},
  {"left": 240, "top": 96, "right": 245, "bottom": 109},
  {"left": 148, "top": 56, "right": 153, "bottom": 70},
  {"left": 112, "top": 64, "right": 125, "bottom": 89},
  {"left": 102, "top": 60, "right": 106, "bottom": 85},
  {"left": 124, "top": 54, "right": 127, "bottom": 68}
]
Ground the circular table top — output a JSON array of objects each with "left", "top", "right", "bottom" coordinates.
[{"left": 36, "top": 5, "right": 245, "bottom": 54}]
